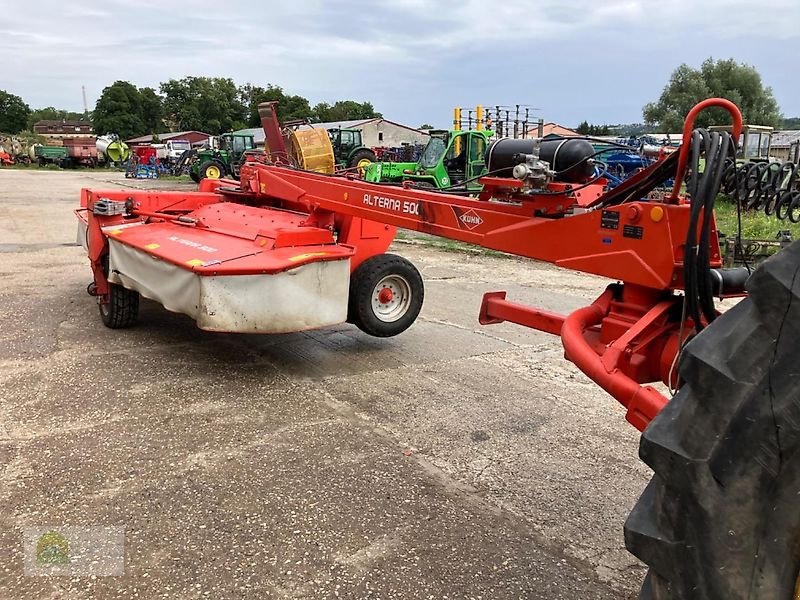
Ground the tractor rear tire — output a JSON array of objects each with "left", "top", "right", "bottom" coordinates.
[
  {"left": 348, "top": 254, "right": 424, "bottom": 337},
  {"left": 99, "top": 284, "right": 140, "bottom": 329},
  {"left": 624, "top": 240, "right": 800, "bottom": 599},
  {"left": 197, "top": 160, "right": 225, "bottom": 180},
  {"left": 348, "top": 148, "right": 377, "bottom": 169}
]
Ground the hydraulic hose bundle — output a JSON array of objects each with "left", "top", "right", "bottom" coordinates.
[
  {"left": 721, "top": 158, "right": 800, "bottom": 221},
  {"left": 683, "top": 128, "right": 735, "bottom": 332}
]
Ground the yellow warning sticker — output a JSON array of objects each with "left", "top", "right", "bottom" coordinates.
[
  {"left": 145, "top": 243, "right": 160, "bottom": 250},
  {"left": 288, "top": 252, "right": 328, "bottom": 263},
  {"left": 186, "top": 259, "right": 205, "bottom": 267},
  {"left": 108, "top": 229, "right": 123, "bottom": 236}
]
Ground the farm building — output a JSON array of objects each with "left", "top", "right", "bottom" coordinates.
[
  {"left": 33, "top": 120, "right": 93, "bottom": 144},
  {"left": 771, "top": 130, "right": 800, "bottom": 161},
  {"left": 126, "top": 131, "right": 211, "bottom": 147},
  {"left": 236, "top": 118, "right": 429, "bottom": 149},
  {"left": 520, "top": 122, "right": 580, "bottom": 139}
]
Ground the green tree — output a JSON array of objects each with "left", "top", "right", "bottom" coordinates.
[
  {"left": 0, "top": 90, "right": 31, "bottom": 134},
  {"left": 576, "top": 121, "right": 610, "bottom": 135},
  {"left": 418, "top": 123, "right": 433, "bottom": 130},
  {"left": 312, "top": 100, "right": 382, "bottom": 122},
  {"left": 161, "top": 77, "right": 246, "bottom": 134},
  {"left": 644, "top": 58, "right": 782, "bottom": 130},
  {"left": 93, "top": 81, "right": 164, "bottom": 139},
  {"left": 239, "top": 84, "right": 312, "bottom": 127},
  {"left": 139, "top": 87, "right": 165, "bottom": 134}
]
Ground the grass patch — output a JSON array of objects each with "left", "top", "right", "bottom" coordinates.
[
  {"left": 156, "top": 174, "right": 191, "bottom": 182},
  {"left": 714, "top": 195, "right": 800, "bottom": 241}
]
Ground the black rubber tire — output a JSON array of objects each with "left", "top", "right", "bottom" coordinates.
[
  {"left": 348, "top": 148, "right": 377, "bottom": 169},
  {"left": 99, "top": 283, "right": 140, "bottom": 329},
  {"left": 347, "top": 253, "right": 424, "bottom": 337},
  {"left": 189, "top": 170, "right": 200, "bottom": 183},
  {"left": 624, "top": 240, "right": 800, "bottom": 599},
  {"left": 197, "top": 160, "right": 225, "bottom": 180}
]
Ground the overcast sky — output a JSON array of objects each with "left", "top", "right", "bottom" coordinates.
[{"left": 1, "top": 0, "right": 797, "bottom": 128}]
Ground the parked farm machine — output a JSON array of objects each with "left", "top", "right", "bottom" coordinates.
[{"left": 75, "top": 99, "right": 800, "bottom": 599}]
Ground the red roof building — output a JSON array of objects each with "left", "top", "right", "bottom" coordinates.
[{"left": 126, "top": 131, "right": 211, "bottom": 146}]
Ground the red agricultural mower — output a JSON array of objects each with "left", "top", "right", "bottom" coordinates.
[{"left": 76, "top": 99, "right": 800, "bottom": 599}]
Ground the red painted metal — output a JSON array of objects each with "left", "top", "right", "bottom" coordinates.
[
  {"left": 559, "top": 289, "right": 669, "bottom": 430},
  {"left": 669, "top": 97, "right": 743, "bottom": 203},
  {"left": 479, "top": 292, "right": 565, "bottom": 336},
  {"left": 78, "top": 99, "right": 744, "bottom": 432},
  {"left": 239, "top": 164, "right": 709, "bottom": 290}
]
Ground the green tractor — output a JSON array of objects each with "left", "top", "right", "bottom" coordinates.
[
  {"left": 364, "top": 129, "right": 493, "bottom": 192},
  {"left": 327, "top": 127, "right": 377, "bottom": 169},
  {"left": 189, "top": 132, "right": 256, "bottom": 182}
]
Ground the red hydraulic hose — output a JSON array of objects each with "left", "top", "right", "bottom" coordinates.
[
  {"left": 560, "top": 289, "right": 669, "bottom": 431},
  {"left": 669, "top": 98, "right": 743, "bottom": 203}
]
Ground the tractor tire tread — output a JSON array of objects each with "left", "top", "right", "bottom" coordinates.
[{"left": 624, "top": 240, "right": 800, "bottom": 599}]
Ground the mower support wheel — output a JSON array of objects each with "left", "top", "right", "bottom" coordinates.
[
  {"left": 99, "top": 283, "right": 140, "bottom": 329},
  {"left": 348, "top": 253, "right": 423, "bottom": 337},
  {"left": 625, "top": 240, "right": 800, "bottom": 599}
]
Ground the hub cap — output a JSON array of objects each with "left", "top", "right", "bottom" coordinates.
[
  {"left": 371, "top": 275, "right": 411, "bottom": 322},
  {"left": 206, "top": 165, "right": 221, "bottom": 179}
]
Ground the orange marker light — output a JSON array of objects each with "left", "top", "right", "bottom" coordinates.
[{"left": 650, "top": 206, "right": 664, "bottom": 223}]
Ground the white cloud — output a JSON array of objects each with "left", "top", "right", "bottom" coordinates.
[{"left": 0, "top": 0, "right": 797, "bottom": 125}]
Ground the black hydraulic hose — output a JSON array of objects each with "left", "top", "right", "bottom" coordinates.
[
  {"left": 683, "top": 130, "right": 704, "bottom": 330},
  {"left": 682, "top": 127, "right": 736, "bottom": 333},
  {"left": 697, "top": 131, "right": 731, "bottom": 324}
]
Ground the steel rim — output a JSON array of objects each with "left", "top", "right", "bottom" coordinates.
[
  {"left": 206, "top": 165, "right": 221, "bottom": 179},
  {"left": 371, "top": 274, "right": 411, "bottom": 322}
]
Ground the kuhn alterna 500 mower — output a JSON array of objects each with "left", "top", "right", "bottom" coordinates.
[{"left": 77, "top": 99, "right": 800, "bottom": 599}]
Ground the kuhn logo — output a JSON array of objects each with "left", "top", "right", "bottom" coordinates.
[{"left": 459, "top": 210, "right": 483, "bottom": 230}]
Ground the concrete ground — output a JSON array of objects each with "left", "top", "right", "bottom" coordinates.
[{"left": 0, "top": 169, "right": 650, "bottom": 598}]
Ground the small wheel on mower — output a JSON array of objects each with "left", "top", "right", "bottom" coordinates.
[
  {"left": 348, "top": 253, "right": 423, "bottom": 337},
  {"left": 99, "top": 284, "right": 140, "bottom": 329},
  {"left": 197, "top": 160, "right": 225, "bottom": 180}
]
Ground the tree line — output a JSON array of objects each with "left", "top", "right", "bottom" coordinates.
[{"left": 0, "top": 77, "right": 383, "bottom": 139}]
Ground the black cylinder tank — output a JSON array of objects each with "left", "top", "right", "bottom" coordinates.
[{"left": 484, "top": 138, "right": 595, "bottom": 183}]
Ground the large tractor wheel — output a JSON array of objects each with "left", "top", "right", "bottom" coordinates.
[
  {"left": 348, "top": 148, "right": 377, "bottom": 170},
  {"left": 347, "top": 253, "right": 424, "bottom": 337},
  {"left": 197, "top": 160, "right": 225, "bottom": 180},
  {"left": 625, "top": 240, "right": 800, "bottom": 599},
  {"left": 99, "top": 283, "right": 140, "bottom": 329}
]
